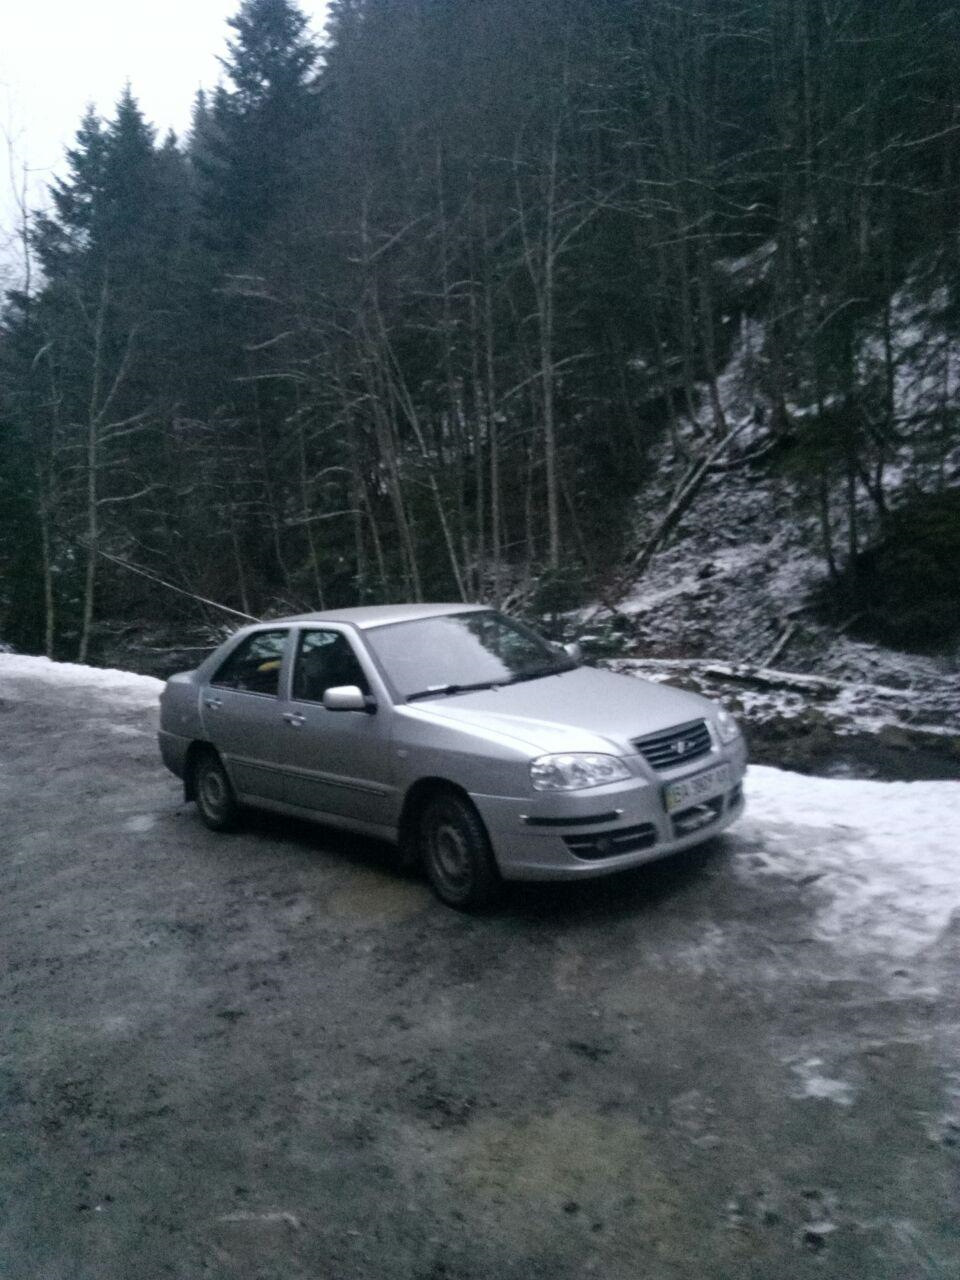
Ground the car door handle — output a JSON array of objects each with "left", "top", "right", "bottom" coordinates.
[
  {"left": 204, "top": 697, "right": 222, "bottom": 710},
  {"left": 283, "top": 712, "right": 305, "bottom": 728}
]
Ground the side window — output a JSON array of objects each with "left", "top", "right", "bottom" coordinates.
[
  {"left": 211, "top": 629, "right": 288, "bottom": 696},
  {"left": 292, "top": 630, "right": 370, "bottom": 703}
]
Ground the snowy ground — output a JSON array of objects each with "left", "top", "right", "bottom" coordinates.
[
  {"left": 742, "top": 766, "right": 959, "bottom": 958},
  {"left": 0, "top": 652, "right": 163, "bottom": 708}
]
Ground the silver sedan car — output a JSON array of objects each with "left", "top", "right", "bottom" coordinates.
[{"left": 158, "top": 604, "right": 747, "bottom": 908}]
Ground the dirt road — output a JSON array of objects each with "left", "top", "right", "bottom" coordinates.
[{"left": 1, "top": 667, "right": 958, "bottom": 1279}]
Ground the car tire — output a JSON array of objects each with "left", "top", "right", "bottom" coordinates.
[
  {"left": 194, "top": 749, "right": 241, "bottom": 832},
  {"left": 419, "top": 790, "right": 502, "bottom": 910}
]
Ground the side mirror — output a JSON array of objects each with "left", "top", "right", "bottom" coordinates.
[
  {"left": 323, "top": 685, "right": 370, "bottom": 712},
  {"left": 562, "top": 641, "right": 582, "bottom": 663}
]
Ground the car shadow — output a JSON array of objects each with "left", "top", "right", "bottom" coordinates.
[
  {"left": 236, "top": 806, "right": 730, "bottom": 922},
  {"left": 239, "top": 806, "right": 404, "bottom": 878},
  {"left": 501, "top": 837, "right": 731, "bottom": 924}
]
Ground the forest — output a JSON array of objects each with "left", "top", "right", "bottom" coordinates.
[{"left": 1, "top": 0, "right": 959, "bottom": 663}]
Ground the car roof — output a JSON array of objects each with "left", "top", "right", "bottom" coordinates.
[{"left": 274, "top": 602, "right": 491, "bottom": 630}]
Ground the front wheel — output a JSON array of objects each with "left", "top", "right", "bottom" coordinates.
[
  {"left": 419, "top": 791, "right": 502, "bottom": 910},
  {"left": 194, "top": 749, "right": 241, "bottom": 832}
]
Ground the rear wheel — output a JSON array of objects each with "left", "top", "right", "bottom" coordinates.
[
  {"left": 194, "top": 749, "right": 241, "bottom": 832},
  {"left": 419, "top": 790, "right": 501, "bottom": 910}
]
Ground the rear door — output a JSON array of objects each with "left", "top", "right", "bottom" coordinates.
[
  {"left": 281, "top": 627, "right": 397, "bottom": 827},
  {"left": 200, "top": 627, "right": 291, "bottom": 802}
]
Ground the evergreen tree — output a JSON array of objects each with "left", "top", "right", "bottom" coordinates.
[{"left": 196, "top": 0, "right": 319, "bottom": 258}]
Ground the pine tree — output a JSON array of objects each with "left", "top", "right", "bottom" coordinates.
[
  {"left": 31, "top": 107, "right": 107, "bottom": 276},
  {"left": 17, "top": 89, "right": 188, "bottom": 659},
  {"left": 196, "top": 0, "right": 320, "bottom": 258}
]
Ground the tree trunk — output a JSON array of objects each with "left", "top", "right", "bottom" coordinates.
[
  {"left": 37, "top": 474, "right": 56, "bottom": 659},
  {"left": 78, "top": 277, "right": 109, "bottom": 665}
]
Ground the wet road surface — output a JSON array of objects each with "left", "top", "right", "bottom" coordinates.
[{"left": 1, "top": 672, "right": 958, "bottom": 1279}]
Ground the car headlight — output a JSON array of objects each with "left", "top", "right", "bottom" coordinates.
[
  {"left": 530, "top": 753, "right": 631, "bottom": 792},
  {"left": 715, "top": 707, "right": 741, "bottom": 744}
]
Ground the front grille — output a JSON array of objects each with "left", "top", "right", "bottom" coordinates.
[
  {"left": 564, "top": 822, "right": 658, "bottom": 861},
  {"left": 634, "top": 719, "right": 711, "bottom": 772}
]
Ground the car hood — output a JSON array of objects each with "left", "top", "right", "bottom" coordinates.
[{"left": 406, "top": 665, "right": 717, "bottom": 756}]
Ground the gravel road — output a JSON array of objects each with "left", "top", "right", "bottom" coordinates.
[{"left": 2, "top": 669, "right": 958, "bottom": 1279}]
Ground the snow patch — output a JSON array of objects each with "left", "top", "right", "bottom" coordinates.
[
  {"left": 790, "top": 1057, "right": 856, "bottom": 1106},
  {"left": 123, "top": 815, "right": 157, "bottom": 834},
  {"left": 0, "top": 654, "right": 163, "bottom": 708},
  {"left": 745, "top": 765, "right": 960, "bottom": 957}
]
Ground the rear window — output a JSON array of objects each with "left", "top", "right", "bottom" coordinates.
[{"left": 211, "top": 630, "right": 288, "bottom": 696}]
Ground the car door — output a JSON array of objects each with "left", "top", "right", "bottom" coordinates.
[
  {"left": 200, "top": 627, "right": 291, "bottom": 802},
  {"left": 281, "top": 627, "right": 397, "bottom": 828}
]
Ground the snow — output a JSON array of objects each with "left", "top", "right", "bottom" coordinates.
[
  {"left": 856, "top": 283, "right": 956, "bottom": 446},
  {"left": 789, "top": 1058, "right": 856, "bottom": 1106},
  {"left": 716, "top": 238, "right": 777, "bottom": 285},
  {"left": 689, "top": 314, "right": 768, "bottom": 439},
  {"left": 589, "top": 383, "right": 835, "bottom": 666},
  {"left": 744, "top": 765, "right": 960, "bottom": 957},
  {"left": 0, "top": 653, "right": 163, "bottom": 708}
]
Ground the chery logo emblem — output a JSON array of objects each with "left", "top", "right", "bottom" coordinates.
[{"left": 673, "top": 739, "right": 687, "bottom": 754}]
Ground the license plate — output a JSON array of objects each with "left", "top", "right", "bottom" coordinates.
[{"left": 663, "top": 764, "right": 732, "bottom": 813}]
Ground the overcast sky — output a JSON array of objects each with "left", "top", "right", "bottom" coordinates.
[{"left": 1, "top": 1, "right": 329, "bottom": 278}]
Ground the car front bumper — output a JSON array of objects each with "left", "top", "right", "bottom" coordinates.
[{"left": 471, "top": 740, "right": 747, "bottom": 881}]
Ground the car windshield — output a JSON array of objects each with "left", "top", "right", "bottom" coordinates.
[{"left": 364, "top": 610, "right": 575, "bottom": 701}]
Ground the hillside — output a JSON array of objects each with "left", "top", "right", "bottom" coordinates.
[{"left": 577, "top": 279, "right": 960, "bottom": 780}]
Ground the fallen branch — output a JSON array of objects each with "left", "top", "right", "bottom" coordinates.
[
  {"left": 627, "top": 421, "right": 750, "bottom": 581},
  {"left": 137, "top": 644, "right": 219, "bottom": 654},
  {"left": 700, "top": 663, "right": 843, "bottom": 699},
  {"left": 72, "top": 538, "right": 260, "bottom": 623},
  {"left": 760, "top": 621, "right": 796, "bottom": 669}
]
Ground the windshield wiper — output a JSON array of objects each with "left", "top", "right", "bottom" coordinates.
[{"left": 406, "top": 680, "right": 502, "bottom": 702}]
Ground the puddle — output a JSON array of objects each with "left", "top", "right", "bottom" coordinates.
[
  {"left": 447, "top": 1107, "right": 688, "bottom": 1258},
  {"left": 326, "top": 868, "right": 429, "bottom": 925}
]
